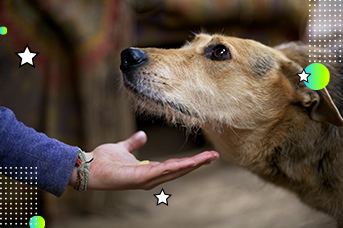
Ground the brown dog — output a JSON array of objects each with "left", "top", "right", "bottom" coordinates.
[{"left": 120, "top": 33, "right": 343, "bottom": 226}]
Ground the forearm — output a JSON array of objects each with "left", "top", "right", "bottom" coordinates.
[{"left": 0, "top": 107, "right": 79, "bottom": 197}]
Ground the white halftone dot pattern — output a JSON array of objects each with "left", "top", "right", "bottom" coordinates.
[
  {"left": 309, "top": 0, "right": 342, "bottom": 63},
  {"left": 0, "top": 167, "right": 38, "bottom": 226}
]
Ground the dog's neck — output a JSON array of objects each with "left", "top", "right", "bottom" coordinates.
[
  {"left": 203, "top": 109, "right": 343, "bottom": 218},
  {"left": 202, "top": 124, "right": 262, "bottom": 163}
]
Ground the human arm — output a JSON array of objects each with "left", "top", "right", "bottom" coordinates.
[
  {"left": 0, "top": 106, "right": 219, "bottom": 195},
  {"left": 0, "top": 107, "right": 79, "bottom": 197}
]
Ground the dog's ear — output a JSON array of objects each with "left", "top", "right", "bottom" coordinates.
[
  {"left": 280, "top": 59, "right": 343, "bottom": 126},
  {"left": 295, "top": 84, "right": 343, "bottom": 126}
]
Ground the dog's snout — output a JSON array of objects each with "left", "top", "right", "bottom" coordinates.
[{"left": 120, "top": 48, "right": 147, "bottom": 72}]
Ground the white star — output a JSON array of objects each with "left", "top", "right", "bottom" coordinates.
[
  {"left": 16, "top": 44, "right": 39, "bottom": 67},
  {"left": 297, "top": 69, "right": 311, "bottom": 82},
  {"left": 154, "top": 188, "right": 171, "bottom": 206}
]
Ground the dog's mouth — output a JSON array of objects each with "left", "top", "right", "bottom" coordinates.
[{"left": 123, "top": 78, "right": 193, "bottom": 117}]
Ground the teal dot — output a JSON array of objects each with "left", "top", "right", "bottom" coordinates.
[
  {"left": 0, "top": 27, "right": 7, "bottom": 35},
  {"left": 304, "top": 63, "right": 330, "bottom": 90},
  {"left": 29, "top": 216, "right": 45, "bottom": 228}
]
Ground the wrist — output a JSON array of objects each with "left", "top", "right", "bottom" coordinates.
[{"left": 68, "top": 150, "right": 93, "bottom": 188}]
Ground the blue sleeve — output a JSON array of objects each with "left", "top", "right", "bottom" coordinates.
[{"left": 0, "top": 107, "right": 79, "bottom": 197}]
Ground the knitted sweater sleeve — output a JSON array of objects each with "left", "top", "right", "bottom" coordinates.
[{"left": 0, "top": 107, "right": 79, "bottom": 197}]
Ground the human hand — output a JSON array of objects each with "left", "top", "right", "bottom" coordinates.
[{"left": 69, "top": 131, "right": 219, "bottom": 191}]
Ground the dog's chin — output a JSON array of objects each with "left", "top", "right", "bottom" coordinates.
[
  {"left": 124, "top": 81, "right": 250, "bottom": 134},
  {"left": 123, "top": 81, "right": 200, "bottom": 126}
]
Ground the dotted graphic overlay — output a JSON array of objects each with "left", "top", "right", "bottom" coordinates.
[
  {"left": 0, "top": 167, "right": 38, "bottom": 226},
  {"left": 308, "top": 0, "right": 342, "bottom": 63}
]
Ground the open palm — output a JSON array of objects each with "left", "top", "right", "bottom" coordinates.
[{"left": 78, "top": 131, "right": 219, "bottom": 190}]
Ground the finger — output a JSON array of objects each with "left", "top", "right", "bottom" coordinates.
[
  {"left": 190, "top": 150, "right": 219, "bottom": 165},
  {"left": 162, "top": 151, "right": 219, "bottom": 166},
  {"left": 142, "top": 151, "right": 219, "bottom": 180},
  {"left": 138, "top": 151, "right": 218, "bottom": 168},
  {"left": 118, "top": 131, "right": 147, "bottom": 152},
  {"left": 142, "top": 151, "right": 219, "bottom": 189},
  {"left": 141, "top": 162, "right": 211, "bottom": 190}
]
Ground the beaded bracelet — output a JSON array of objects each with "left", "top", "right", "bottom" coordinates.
[{"left": 74, "top": 149, "right": 93, "bottom": 192}]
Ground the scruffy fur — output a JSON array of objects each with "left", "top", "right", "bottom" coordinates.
[{"left": 120, "top": 34, "right": 343, "bottom": 226}]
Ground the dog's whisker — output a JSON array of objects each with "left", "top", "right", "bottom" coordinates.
[{"left": 229, "top": 125, "right": 242, "bottom": 140}]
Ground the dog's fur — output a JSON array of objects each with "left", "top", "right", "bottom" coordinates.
[{"left": 120, "top": 33, "right": 343, "bottom": 226}]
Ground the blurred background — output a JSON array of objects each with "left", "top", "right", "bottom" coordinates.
[{"left": 0, "top": 0, "right": 339, "bottom": 227}]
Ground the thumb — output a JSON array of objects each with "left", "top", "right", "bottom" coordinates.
[{"left": 118, "top": 131, "right": 147, "bottom": 152}]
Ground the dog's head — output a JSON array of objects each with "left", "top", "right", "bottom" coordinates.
[{"left": 120, "top": 33, "right": 343, "bottom": 131}]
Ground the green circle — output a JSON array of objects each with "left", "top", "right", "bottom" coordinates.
[
  {"left": 0, "top": 27, "right": 7, "bottom": 35},
  {"left": 304, "top": 63, "right": 330, "bottom": 90},
  {"left": 29, "top": 216, "right": 45, "bottom": 228}
]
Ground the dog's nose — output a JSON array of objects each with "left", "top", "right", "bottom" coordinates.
[{"left": 120, "top": 48, "right": 147, "bottom": 72}]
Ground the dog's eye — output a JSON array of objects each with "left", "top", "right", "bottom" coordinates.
[
  {"left": 205, "top": 44, "right": 230, "bottom": 61},
  {"left": 213, "top": 46, "right": 227, "bottom": 59}
]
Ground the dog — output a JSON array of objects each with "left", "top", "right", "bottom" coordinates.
[{"left": 120, "top": 33, "right": 343, "bottom": 226}]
